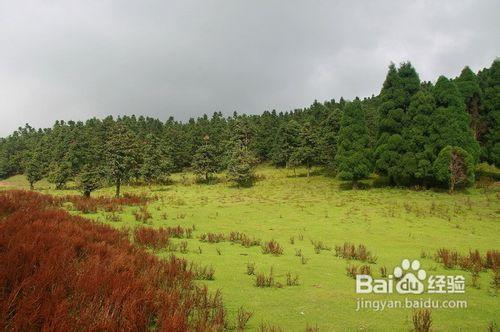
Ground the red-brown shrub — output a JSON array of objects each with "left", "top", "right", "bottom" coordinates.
[
  {"left": 0, "top": 190, "right": 226, "bottom": 330},
  {"left": 62, "top": 192, "right": 152, "bottom": 213},
  {"left": 134, "top": 226, "right": 170, "bottom": 249}
]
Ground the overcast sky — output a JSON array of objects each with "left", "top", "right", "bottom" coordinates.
[{"left": 0, "top": 0, "right": 498, "bottom": 136}]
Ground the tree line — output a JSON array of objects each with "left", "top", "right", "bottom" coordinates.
[{"left": 0, "top": 59, "right": 498, "bottom": 195}]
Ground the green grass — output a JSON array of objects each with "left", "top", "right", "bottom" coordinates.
[{"left": 3, "top": 166, "right": 499, "bottom": 330}]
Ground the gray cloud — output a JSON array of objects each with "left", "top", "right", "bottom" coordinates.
[{"left": 0, "top": 0, "right": 499, "bottom": 136}]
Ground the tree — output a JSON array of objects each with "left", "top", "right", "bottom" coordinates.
[
  {"left": 317, "top": 108, "right": 342, "bottom": 169},
  {"left": 105, "top": 123, "right": 140, "bottom": 197},
  {"left": 227, "top": 143, "right": 257, "bottom": 187},
  {"left": 271, "top": 120, "right": 300, "bottom": 167},
  {"left": 227, "top": 118, "right": 257, "bottom": 187},
  {"left": 374, "top": 62, "right": 420, "bottom": 182},
  {"left": 192, "top": 135, "right": 219, "bottom": 182},
  {"left": 398, "top": 90, "right": 437, "bottom": 185},
  {"left": 48, "top": 160, "right": 73, "bottom": 189},
  {"left": 25, "top": 150, "right": 45, "bottom": 190},
  {"left": 76, "top": 164, "right": 103, "bottom": 197},
  {"left": 429, "top": 76, "right": 480, "bottom": 165},
  {"left": 455, "top": 66, "right": 485, "bottom": 141},
  {"left": 335, "top": 100, "right": 372, "bottom": 186},
  {"left": 478, "top": 59, "right": 500, "bottom": 166},
  {"left": 433, "top": 146, "right": 474, "bottom": 193},
  {"left": 289, "top": 122, "right": 318, "bottom": 177},
  {"left": 140, "top": 133, "right": 173, "bottom": 185}
]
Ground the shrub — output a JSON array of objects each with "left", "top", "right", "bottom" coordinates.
[
  {"left": 133, "top": 227, "right": 170, "bottom": 249},
  {"left": 435, "top": 248, "right": 459, "bottom": 268},
  {"left": 286, "top": 272, "right": 299, "bottom": 286},
  {"left": 335, "top": 242, "right": 377, "bottom": 263},
  {"left": 190, "top": 263, "right": 215, "bottom": 280},
  {"left": 486, "top": 250, "right": 500, "bottom": 269},
  {"left": 255, "top": 268, "right": 275, "bottom": 288},
  {"left": 258, "top": 322, "right": 283, "bottom": 332},
  {"left": 346, "top": 264, "right": 371, "bottom": 279},
  {"left": 261, "top": 240, "right": 284, "bottom": 256},
  {"left": 133, "top": 205, "right": 152, "bottom": 222},
  {"left": 380, "top": 266, "right": 388, "bottom": 278},
  {"left": 236, "top": 306, "right": 253, "bottom": 331},
  {"left": 0, "top": 190, "right": 226, "bottom": 330},
  {"left": 179, "top": 241, "right": 188, "bottom": 253},
  {"left": 200, "top": 232, "right": 226, "bottom": 243},
  {"left": 412, "top": 309, "right": 432, "bottom": 332},
  {"left": 229, "top": 231, "right": 261, "bottom": 247},
  {"left": 312, "top": 240, "right": 332, "bottom": 254}
]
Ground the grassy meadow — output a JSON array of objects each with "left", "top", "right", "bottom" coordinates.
[{"left": 2, "top": 167, "right": 499, "bottom": 331}]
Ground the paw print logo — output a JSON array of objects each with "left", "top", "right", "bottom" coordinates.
[{"left": 394, "top": 259, "right": 426, "bottom": 294}]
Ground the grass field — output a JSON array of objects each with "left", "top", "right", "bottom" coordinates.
[{"left": 2, "top": 167, "right": 499, "bottom": 331}]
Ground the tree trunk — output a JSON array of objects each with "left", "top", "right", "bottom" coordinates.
[
  {"left": 115, "top": 178, "right": 121, "bottom": 198},
  {"left": 29, "top": 182, "right": 34, "bottom": 190},
  {"left": 83, "top": 190, "right": 91, "bottom": 198}
]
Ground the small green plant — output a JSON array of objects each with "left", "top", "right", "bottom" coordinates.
[
  {"left": 179, "top": 240, "right": 188, "bottom": 253},
  {"left": 246, "top": 262, "right": 256, "bottom": 275},
  {"left": 286, "top": 272, "right": 299, "bottom": 286}
]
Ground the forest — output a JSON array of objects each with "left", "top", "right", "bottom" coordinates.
[{"left": 0, "top": 59, "right": 498, "bottom": 196}]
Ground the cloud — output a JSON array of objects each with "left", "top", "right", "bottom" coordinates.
[{"left": 0, "top": 0, "right": 498, "bottom": 136}]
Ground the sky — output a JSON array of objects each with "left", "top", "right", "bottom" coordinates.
[{"left": 0, "top": 0, "right": 499, "bottom": 137}]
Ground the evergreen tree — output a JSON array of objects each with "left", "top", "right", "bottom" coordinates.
[
  {"left": 192, "top": 135, "right": 219, "bottom": 182},
  {"left": 317, "top": 108, "right": 342, "bottom": 169},
  {"left": 271, "top": 120, "right": 300, "bottom": 167},
  {"left": 25, "top": 148, "right": 46, "bottom": 190},
  {"left": 48, "top": 159, "right": 72, "bottom": 189},
  {"left": 140, "top": 133, "right": 173, "bottom": 185},
  {"left": 289, "top": 122, "right": 318, "bottom": 177},
  {"left": 429, "top": 76, "right": 480, "bottom": 165},
  {"left": 227, "top": 118, "right": 257, "bottom": 187},
  {"left": 105, "top": 123, "right": 140, "bottom": 197},
  {"left": 335, "top": 100, "right": 372, "bottom": 186},
  {"left": 455, "top": 66, "right": 485, "bottom": 141},
  {"left": 76, "top": 164, "right": 103, "bottom": 197},
  {"left": 398, "top": 90, "right": 437, "bottom": 185},
  {"left": 478, "top": 59, "right": 500, "bottom": 166},
  {"left": 374, "top": 62, "right": 420, "bottom": 182}
]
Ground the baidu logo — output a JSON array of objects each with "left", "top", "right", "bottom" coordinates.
[{"left": 356, "top": 259, "right": 464, "bottom": 295}]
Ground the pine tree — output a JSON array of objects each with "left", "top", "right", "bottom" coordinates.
[
  {"left": 478, "top": 59, "right": 500, "bottom": 166},
  {"left": 398, "top": 90, "right": 437, "bottom": 185},
  {"left": 76, "top": 164, "right": 103, "bottom": 197},
  {"left": 335, "top": 100, "right": 372, "bottom": 186},
  {"left": 455, "top": 66, "right": 485, "bottom": 141},
  {"left": 26, "top": 149, "right": 45, "bottom": 190},
  {"left": 289, "top": 122, "right": 318, "bottom": 177},
  {"left": 140, "top": 133, "right": 173, "bottom": 185},
  {"left": 271, "top": 120, "right": 300, "bottom": 167},
  {"left": 429, "top": 76, "right": 480, "bottom": 166},
  {"left": 192, "top": 135, "right": 219, "bottom": 183},
  {"left": 227, "top": 118, "right": 257, "bottom": 187},
  {"left": 374, "top": 62, "right": 420, "bottom": 182},
  {"left": 105, "top": 123, "right": 140, "bottom": 197},
  {"left": 48, "top": 159, "right": 72, "bottom": 189},
  {"left": 317, "top": 108, "right": 342, "bottom": 169}
]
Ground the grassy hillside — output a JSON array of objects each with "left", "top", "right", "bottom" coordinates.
[{"left": 2, "top": 166, "right": 499, "bottom": 330}]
